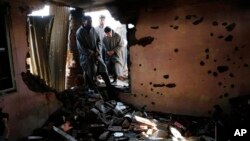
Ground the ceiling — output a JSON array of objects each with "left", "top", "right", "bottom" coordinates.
[
  {"left": 45, "top": 0, "right": 118, "bottom": 9},
  {"left": 43, "top": 0, "right": 142, "bottom": 24}
]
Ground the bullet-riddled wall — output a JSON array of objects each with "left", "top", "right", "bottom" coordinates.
[{"left": 120, "top": 1, "right": 250, "bottom": 116}]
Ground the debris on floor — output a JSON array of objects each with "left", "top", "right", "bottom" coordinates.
[{"left": 17, "top": 88, "right": 218, "bottom": 141}]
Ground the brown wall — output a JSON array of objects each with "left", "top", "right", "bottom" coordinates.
[
  {"left": 120, "top": 1, "right": 250, "bottom": 116},
  {"left": 0, "top": 1, "right": 61, "bottom": 139}
]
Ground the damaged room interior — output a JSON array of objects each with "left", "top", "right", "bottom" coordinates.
[{"left": 0, "top": 0, "right": 250, "bottom": 140}]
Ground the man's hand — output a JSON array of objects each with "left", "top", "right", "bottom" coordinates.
[{"left": 107, "top": 50, "right": 115, "bottom": 56}]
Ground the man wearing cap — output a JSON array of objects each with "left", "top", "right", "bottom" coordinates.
[
  {"left": 76, "top": 16, "right": 112, "bottom": 92},
  {"left": 103, "top": 26, "right": 124, "bottom": 84}
]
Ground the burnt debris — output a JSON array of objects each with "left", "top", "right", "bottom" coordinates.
[{"left": 19, "top": 87, "right": 250, "bottom": 141}]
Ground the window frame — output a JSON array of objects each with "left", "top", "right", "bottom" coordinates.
[{"left": 0, "top": 6, "right": 16, "bottom": 94}]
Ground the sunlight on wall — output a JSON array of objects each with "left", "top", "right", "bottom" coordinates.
[
  {"left": 85, "top": 9, "right": 122, "bottom": 30},
  {"left": 28, "top": 5, "right": 50, "bottom": 16}
]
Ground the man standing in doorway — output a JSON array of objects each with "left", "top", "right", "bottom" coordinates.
[
  {"left": 103, "top": 26, "right": 124, "bottom": 84},
  {"left": 95, "top": 15, "right": 107, "bottom": 62},
  {"left": 76, "top": 16, "right": 112, "bottom": 92}
]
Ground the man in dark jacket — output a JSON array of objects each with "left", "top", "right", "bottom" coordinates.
[{"left": 76, "top": 16, "right": 111, "bottom": 91}]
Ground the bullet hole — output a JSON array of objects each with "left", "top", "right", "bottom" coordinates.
[
  {"left": 205, "top": 48, "right": 209, "bottom": 53},
  {"left": 174, "top": 48, "right": 179, "bottom": 52},
  {"left": 231, "top": 84, "right": 235, "bottom": 88},
  {"left": 149, "top": 82, "right": 152, "bottom": 85},
  {"left": 214, "top": 59, "right": 217, "bottom": 62},
  {"left": 154, "top": 68, "right": 157, "bottom": 71},
  {"left": 174, "top": 26, "right": 179, "bottom": 30},
  {"left": 232, "top": 62, "right": 236, "bottom": 65},
  {"left": 174, "top": 16, "right": 179, "bottom": 20},
  {"left": 217, "top": 66, "right": 229, "bottom": 73},
  {"left": 141, "top": 83, "right": 144, "bottom": 86},
  {"left": 227, "top": 58, "right": 231, "bottom": 61},
  {"left": 229, "top": 73, "right": 234, "bottom": 77},
  {"left": 222, "top": 22, "right": 228, "bottom": 26},
  {"left": 151, "top": 88, "right": 154, "bottom": 91},
  {"left": 234, "top": 46, "right": 239, "bottom": 51},
  {"left": 186, "top": 15, "right": 192, "bottom": 20},
  {"left": 239, "top": 57, "right": 243, "bottom": 60},
  {"left": 208, "top": 70, "right": 212, "bottom": 74},
  {"left": 139, "top": 64, "right": 142, "bottom": 67},
  {"left": 219, "top": 95, "right": 223, "bottom": 99},
  {"left": 218, "top": 82, "right": 222, "bottom": 86},
  {"left": 137, "top": 36, "right": 155, "bottom": 47},
  {"left": 238, "top": 66, "right": 241, "bottom": 69},
  {"left": 145, "top": 95, "right": 148, "bottom": 98},
  {"left": 153, "top": 83, "right": 165, "bottom": 87},
  {"left": 157, "top": 92, "right": 160, "bottom": 94},
  {"left": 151, "top": 26, "right": 159, "bottom": 29},
  {"left": 193, "top": 17, "right": 204, "bottom": 25},
  {"left": 151, "top": 102, "right": 155, "bottom": 105},
  {"left": 170, "top": 25, "right": 174, "bottom": 28},
  {"left": 224, "top": 86, "right": 227, "bottom": 88},
  {"left": 218, "top": 35, "right": 224, "bottom": 39},
  {"left": 213, "top": 72, "right": 218, "bottom": 77},
  {"left": 244, "top": 64, "right": 249, "bottom": 67},
  {"left": 225, "top": 35, "right": 233, "bottom": 42},
  {"left": 141, "top": 94, "right": 144, "bottom": 96},
  {"left": 225, "top": 23, "right": 236, "bottom": 32},
  {"left": 166, "top": 83, "right": 176, "bottom": 88},
  {"left": 206, "top": 55, "right": 209, "bottom": 59},
  {"left": 212, "top": 21, "right": 218, "bottom": 26},
  {"left": 200, "top": 61, "right": 205, "bottom": 66},
  {"left": 163, "top": 75, "right": 169, "bottom": 79},
  {"left": 224, "top": 93, "right": 229, "bottom": 97},
  {"left": 210, "top": 33, "right": 214, "bottom": 36},
  {"left": 160, "top": 93, "right": 163, "bottom": 95},
  {"left": 134, "top": 94, "right": 137, "bottom": 97}
]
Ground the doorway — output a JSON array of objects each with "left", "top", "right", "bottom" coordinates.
[{"left": 65, "top": 9, "right": 129, "bottom": 90}]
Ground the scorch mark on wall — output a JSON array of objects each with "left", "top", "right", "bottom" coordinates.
[
  {"left": 137, "top": 36, "right": 155, "bottom": 47},
  {"left": 151, "top": 26, "right": 159, "bottom": 29}
]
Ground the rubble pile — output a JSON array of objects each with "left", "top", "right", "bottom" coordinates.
[{"left": 20, "top": 89, "right": 216, "bottom": 141}]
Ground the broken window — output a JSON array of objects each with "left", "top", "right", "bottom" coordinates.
[{"left": 26, "top": 4, "right": 70, "bottom": 92}]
